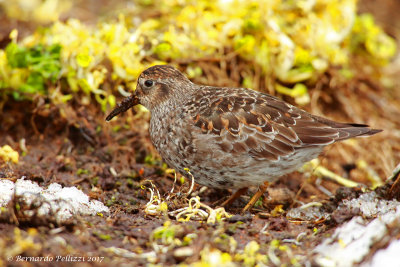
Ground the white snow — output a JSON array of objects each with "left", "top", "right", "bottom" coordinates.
[
  {"left": 0, "top": 178, "right": 109, "bottom": 222},
  {"left": 314, "top": 192, "right": 400, "bottom": 267},
  {"left": 342, "top": 191, "right": 400, "bottom": 218},
  {"left": 0, "top": 179, "right": 15, "bottom": 206},
  {"left": 364, "top": 239, "right": 400, "bottom": 267}
]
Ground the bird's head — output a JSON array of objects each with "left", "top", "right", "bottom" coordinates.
[{"left": 106, "top": 65, "right": 192, "bottom": 121}]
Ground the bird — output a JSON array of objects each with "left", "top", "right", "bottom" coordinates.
[{"left": 106, "top": 65, "right": 381, "bottom": 213}]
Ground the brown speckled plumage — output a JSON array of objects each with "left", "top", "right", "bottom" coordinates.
[{"left": 106, "top": 65, "right": 381, "bottom": 191}]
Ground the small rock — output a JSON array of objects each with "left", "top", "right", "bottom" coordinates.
[
  {"left": 227, "top": 214, "right": 252, "bottom": 223},
  {"left": 173, "top": 247, "right": 194, "bottom": 261},
  {"left": 264, "top": 187, "right": 295, "bottom": 207}
]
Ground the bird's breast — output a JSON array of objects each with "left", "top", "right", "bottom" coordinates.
[{"left": 149, "top": 108, "right": 196, "bottom": 166}]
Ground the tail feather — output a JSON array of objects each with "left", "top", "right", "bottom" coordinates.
[
  {"left": 336, "top": 123, "right": 382, "bottom": 140},
  {"left": 310, "top": 115, "right": 382, "bottom": 141}
]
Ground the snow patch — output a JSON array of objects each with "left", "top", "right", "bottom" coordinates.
[
  {"left": 364, "top": 239, "right": 400, "bottom": 267},
  {"left": 314, "top": 192, "right": 400, "bottom": 267},
  {"left": 342, "top": 191, "right": 400, "bottom": 217},
  {"left": 0, "top": 178, "right": 109, "bottom": 222}
]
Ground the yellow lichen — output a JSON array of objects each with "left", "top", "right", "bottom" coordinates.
[{"left": 0, "top": 145, "right": 19, "bottom": 164}]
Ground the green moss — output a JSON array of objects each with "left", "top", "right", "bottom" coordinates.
[
  {"left": 76, "top": 168, "right": 90, "bottom": 175},
  {"left": 5, "top": 43, "right": 61, "bottom": 100}
]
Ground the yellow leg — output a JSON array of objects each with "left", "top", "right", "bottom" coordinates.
[
  {"left": 220, "top": 187, "right": 248, "bottom": 207},
  {"left": 241, "top": 181, "right": 269, "bottom": 213}
]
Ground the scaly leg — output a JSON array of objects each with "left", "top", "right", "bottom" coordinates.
[
  {"left": 241, "top": 181, "right": 269, "bottom": 213},
  {"left": 220, "top": 187, "right": 248, "bottom": 207}
]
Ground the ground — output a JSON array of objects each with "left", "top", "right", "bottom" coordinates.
[{"left": 1, "top": 0, "right": 400, "bottom": 266}]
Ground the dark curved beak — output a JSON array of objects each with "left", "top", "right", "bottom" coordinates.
[{"left": 105, "top": 93, "right": 140, "bottom": 121}]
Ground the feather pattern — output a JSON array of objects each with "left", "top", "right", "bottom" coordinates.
[{"left": 183, "top": 86, "right": 379, "bottom": 163}]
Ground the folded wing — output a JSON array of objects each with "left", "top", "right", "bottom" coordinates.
[{"left": 184, "top": 87, "right": 381, "bottom": 161}]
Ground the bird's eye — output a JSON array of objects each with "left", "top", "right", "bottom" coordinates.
[{"left": 144, "top": 80, "right": 154, "bottom": 88}]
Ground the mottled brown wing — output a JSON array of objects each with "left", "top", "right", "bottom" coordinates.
[{"left": 184, "top": 86, "right": 379, "bottom": 161}]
